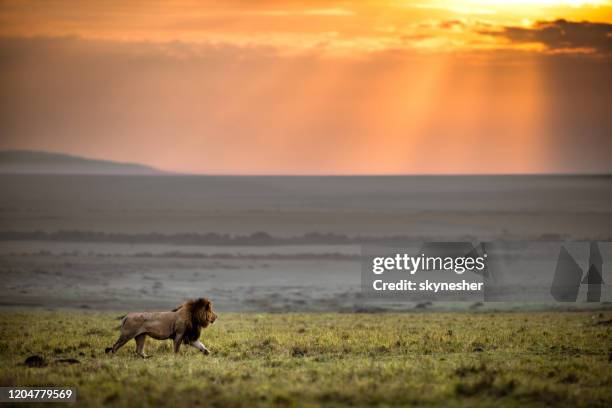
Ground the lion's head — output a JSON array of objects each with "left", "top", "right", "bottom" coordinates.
[
  {"left": 194, "top": 297, "right": 217, "bottom": 327},
  {"left": 177, "top": 297, "right": 217, "bottom": 328}
]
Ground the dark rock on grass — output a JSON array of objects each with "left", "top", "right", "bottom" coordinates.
[
  {"left": 473, "top": 346, "right": 485, "bottom": 352},
  {"left": 24, "top": 355, "right": 47, "bottom": 367},
  {"left": 56, "top": 358, "right": 80, "bottom": 364},
  {"left": 560, "top": 373, "right": 578, "bottom": 384},
  {"left": 291, "top": 347, "right": 307, "bottom": 357},
  {"left": 375, "top": 345, "right": 390, "bottom": 354}
]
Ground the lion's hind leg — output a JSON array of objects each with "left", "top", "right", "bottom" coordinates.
[
  {"left": 107, "top": 333, "right": 134, "bottom": 354},
  {"left": 135, "top": 334, "right": 150, "bottom": 358}
]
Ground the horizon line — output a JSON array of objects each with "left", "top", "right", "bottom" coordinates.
[{"left": 1, "top": 149, "right": 610, "bottom": 177}]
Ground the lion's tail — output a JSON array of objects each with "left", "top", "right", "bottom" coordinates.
[
  {"left": 105, "top": 315, "right": 128, "bottom": 354},
  {"left": 115, "top": 314, "right": 128, "bottom": 329}
]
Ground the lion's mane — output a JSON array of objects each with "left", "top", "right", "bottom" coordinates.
[{"left": 173, "top": 298, "right": 216, "bottom": 343}]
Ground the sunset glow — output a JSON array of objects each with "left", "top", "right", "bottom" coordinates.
[{"left": 0, "top": 1, "right": 610, "bottom": 174}]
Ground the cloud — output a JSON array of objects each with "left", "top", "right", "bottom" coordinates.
[
  {"left": 244, "top": 8, "right": 355, "bottom": 16},
  {"left": 1, "top": 1, "right": 611, "bottom": 56},
  {"left": 480, "top": 19, "right": 612, "bottom": 55},
  {"left": 409, "top": 3, "right": 495, "bottom": 15},
  {"left": 1, "top": 35, "right": 611, "bottom": 174},
  {"left": 438, "top": 20, "right": 466, "bottom": 30}
]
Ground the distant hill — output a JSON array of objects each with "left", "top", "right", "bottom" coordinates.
[{"left": 0, "top": 150, "right": 165, "bottom": 175}]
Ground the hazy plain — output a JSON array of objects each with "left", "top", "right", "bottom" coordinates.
[
  {"left": 1, "top": 175, "right": 611, "bottom": 311},
  {"left": 2, "top": 174, "right": 611, "bottom": 237}
]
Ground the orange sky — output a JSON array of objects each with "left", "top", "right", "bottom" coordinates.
[{"left": 0, "top": 0, "right": 611, "bottom": 174}]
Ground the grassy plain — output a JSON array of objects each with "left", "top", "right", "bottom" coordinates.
[{"left": 0, "top": 311, "right": 610, "bottom": 407}]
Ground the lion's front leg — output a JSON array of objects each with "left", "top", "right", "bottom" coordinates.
[
  {"left": 189, "top": 340, "right": 210, "bottom": 355},
  {"left": 173, "top": 334, "right": 183, "bottom": 353}
]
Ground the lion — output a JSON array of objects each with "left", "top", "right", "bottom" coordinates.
[{"left": 104, "top": 298, "right": 217, "bottom": 358}]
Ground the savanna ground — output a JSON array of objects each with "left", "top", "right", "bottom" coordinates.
[{"left": 0, "top": 311, "right": 610, "bottom": 407}]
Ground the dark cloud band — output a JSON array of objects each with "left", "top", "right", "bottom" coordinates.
[{"left": 480, "top": 19, "right": 612, "bottom": 56}]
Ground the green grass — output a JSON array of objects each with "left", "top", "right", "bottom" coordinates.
[{"left": 0, "top": 311, "right": 610, "bottom": 407}]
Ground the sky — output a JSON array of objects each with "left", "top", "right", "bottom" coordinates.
[{"left": 0, "top": 0, "right": 611, "bottom": 174}]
